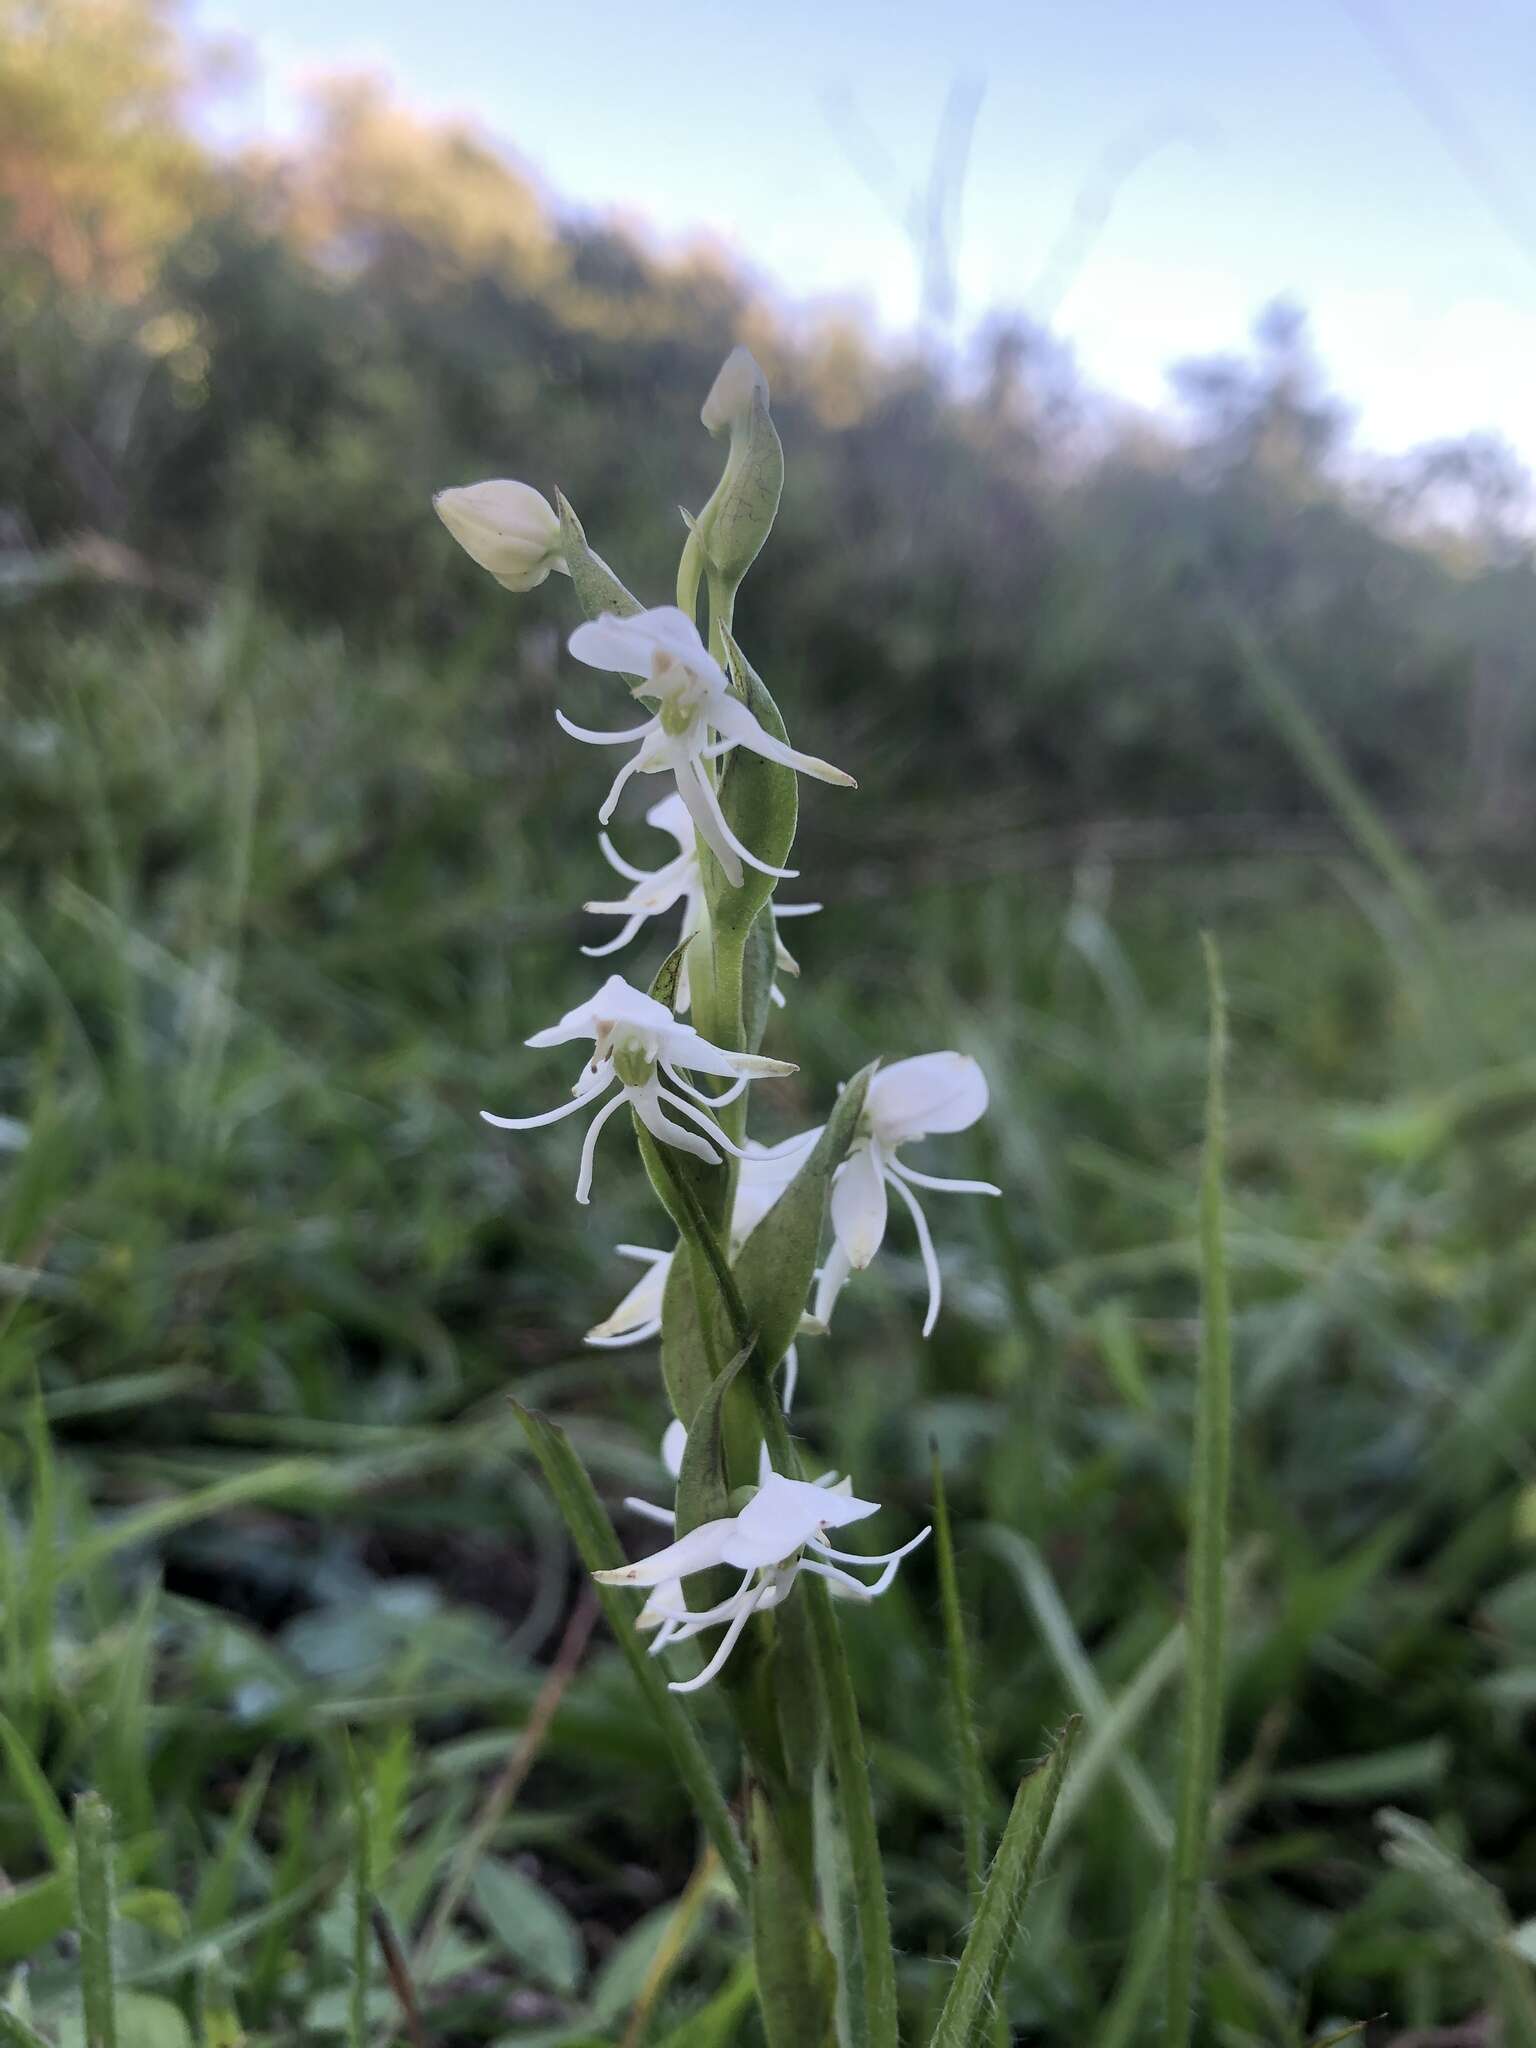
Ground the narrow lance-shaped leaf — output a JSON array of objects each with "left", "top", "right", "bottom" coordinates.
[
  {"left": 931, "top": 1445, "right": 993, "bottom": 1907},
  {"left": 732, "top": 1061, "right": 877, "bottom": 1372},
  {"left": 928, "top": 1720, "right": 1080, "bottom": 2048},
  {"left": 674, "top": 1340, "right": 753, "bottom": 1541},
  {"left": 659, "top": 1251, "right": 711, "bottom": 1431},
  {"left": 511, "top": 1402, "right": 749, "bottom": 1901}
]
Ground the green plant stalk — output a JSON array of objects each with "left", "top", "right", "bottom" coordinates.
[
  {"left": 931, "top": 1445, "right": 991, "bottom": 1906},
  {"left": 928, "top": 1721, "right": 1078, "bottom": 2048},
  {"left": 74, "top": 1793, "right": 118, "bottom": 2048},
  {"left": 647, "top": 1138, "right": 900, "bottom": 2048},
  {"left": 1164, "top": 937, "right": 1233, "bottom": 2048}
]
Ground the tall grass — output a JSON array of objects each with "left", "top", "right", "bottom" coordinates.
[{"left": 4, "top": 609, "right": 1536, "bottom": 2038}]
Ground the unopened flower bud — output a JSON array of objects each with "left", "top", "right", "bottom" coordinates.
[
  {"left": 701, "top": 345, "right": 769, "bottom": 436},
  {"left": 693, "top": 346, "right": 783, "bottom": 592},
  {"left": 434, "top": 480, "right": 567, "bottom": 592}
]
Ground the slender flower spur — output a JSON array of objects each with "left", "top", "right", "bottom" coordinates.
[
  {"left": 598, "top": 1466, "right": 930, "bottom": 1693},
  {"left": 481, "top": 974, "right": 794, "bottom": 1203},
  {"left": 558, "top": 605, "right": 854, "bottom": 888},
  {"left": 817, "top": 1052, "right": 1001, "bottom": 1336},
  {"left": 582, "top": 793, "right": 820, "bottom": 1008}
]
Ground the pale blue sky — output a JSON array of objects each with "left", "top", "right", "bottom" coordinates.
[{"left": 193, "top": 0, "right": 1536, "bottom": 463}]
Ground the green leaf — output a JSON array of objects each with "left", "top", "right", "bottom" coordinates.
[
  {"left": 930, "top": 1447, "right": 993, "bottom": 1906},
  {"left": 741, "top": 906, "right": 778, "bottom": 1059},
  {"left": 804, "top": 1575, "right": 898, "bottom": 2048},
  {"left": 748, "top": 1789, "right": 835, "bottom": 2048},
  {"left": 0, "top": 1712, "right": 72, "bottom": 1867},
  {"left": 648, "top": 935, "right": 695, "bottom": 1014},
  {"left": 471, "top": 1859, "right": 583, "bottom": 1996},
  {"left": 659, "top": 1250, "right": 712, "bottom": 1430},
  {"left": 1270, "top": 1738, "right": 1449, "bottom": 1804},
  {"left": 54, "top": 1996, "right": 191, "bottom": 2048},
  {"left": 732, "top": 1062, "right": 876, "bottom": 1371},
  {"left": 695, "top": 377, "right": 784, "bottom": 590},
  {"left": 674, "top": 1340, "right": 753, "bottom": 1541},
  {"left": 813, "top": 1762, "right": 865, "bottom": 2048},
  {"left": 650, "top": 1960, "right": 757, "bottom": 2048},
  {"left": 0, "top": 2006, "right": 52, "bottom": 2048},
  {"left": 928, "top": 1721, "right": 1078, "bottom": 2048},
  {"left": 511, "top": 1403, "right": 749, "bottom": 1901},
  {"left": 554, "top": 491, "right": 642, "bottom": 624}
]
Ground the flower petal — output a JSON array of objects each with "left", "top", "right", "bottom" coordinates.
[
  {"left": 721, "top": 1472, "right": 878, "bottom": 1567},
  {"left": 707, "top": 693, "right": 856, "bottom": 788},
  {"left": 593, "top": 1516, "right": 738, "bottom": 1586},
  {"left": 868, "top": 1052, "right": 989, "bottom": 1141},
  {"left": 830, "top": 1144, "right": 888, "bottom": 1270}
]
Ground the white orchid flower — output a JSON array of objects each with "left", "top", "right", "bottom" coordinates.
[
  {"left": 584, "top": 1244, "right": 671, "bottom": 1347},
  {"left": 481, "top": 974, "right": 794, "bottom": 1205},
  {"left": 433, "top": 480, "right": 567, "bottom": 591},
  {"left": 600, "top": 1464, "right": 930, "bottom": 1693},
  {"left": 582, "top": 793, "right": 821, "bottom": 1011},
  {"left": 559, "top": 606, "right": 854, "bottom": 889},
  {"left": 816, "top": 1053, "right": 1000, "bottom": 1337},
  {"left": 586, "top": 1131, "right": 820, "bottom": 1405}
]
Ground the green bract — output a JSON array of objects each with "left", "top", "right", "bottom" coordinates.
[
  {"left": 695, "top": 358, "right": 785, "bottom": 592},
  {"left": 554, "top": 489, "right": 641, "bottom": 625}
]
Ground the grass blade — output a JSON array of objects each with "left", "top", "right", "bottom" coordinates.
[
  {"left": 930, "top": 1444, "right": 992, "bottom": 1904},
  {"left": 512, "top": 1401, "right": 748, "bottom": 1901},
  {"left": 74, "top": 1792, "right": 118, "bottom": 2048},
  {"left": 0, "top": 2010, "right": 52, "bottom": 2048},
  {"left": 1164, "top": 938, "right": 1234, "bottom": 2048},
  {"left": 928, "top": 1720, "right": 1078, "bottom": 2048},
  {"left": 804, "top": 1576, "right": 899, "bottom": 2048},
  {"left": 342, "top": 1734, "right": 371, "bottom": 2048},
  {"left": 0, "top": 1712, "right": 72, "bottom": 1867}
]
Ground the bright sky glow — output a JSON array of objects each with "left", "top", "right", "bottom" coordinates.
[{"left": 191, "top": 0, "right": 1536, "bottom": 467}]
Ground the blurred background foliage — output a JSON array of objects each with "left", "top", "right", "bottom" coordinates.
[{"left": 6, "top": 2, "right": 1536, "bottom": 2043}]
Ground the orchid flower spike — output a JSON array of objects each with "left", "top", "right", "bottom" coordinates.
[
  {"left": 598, "top": 1465, "right": 930, "bottom": 1692},
  {"left": 481, "top": 973, "right": 794, "bottom": 1204},
  {"left": 583, "top": 793, "right": 821, "bottom": 1009},
  {"left": 434, "top": 480, "right": 567, "bottom": 591},
  {"left": 817, "top": 1053, "right": 1001, "bottom": 1337},
  {"left": 559, "top": 606, "right": 854, "bottom": 888}
]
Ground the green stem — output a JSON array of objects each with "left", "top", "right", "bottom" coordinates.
[
  {"left": 75, "top": 1793, "right": 118, "bottom": 2048},
  {"left": 648, "top": 1139, "right": 898, "bottom": 2047},
  {"left": 1164, "top": 938, "right": 1234, "bottom": 2048}
]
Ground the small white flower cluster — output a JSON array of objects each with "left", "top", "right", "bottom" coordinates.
[{"left": 437, "top": 363, "right": 1000, "bottom": 1691}]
